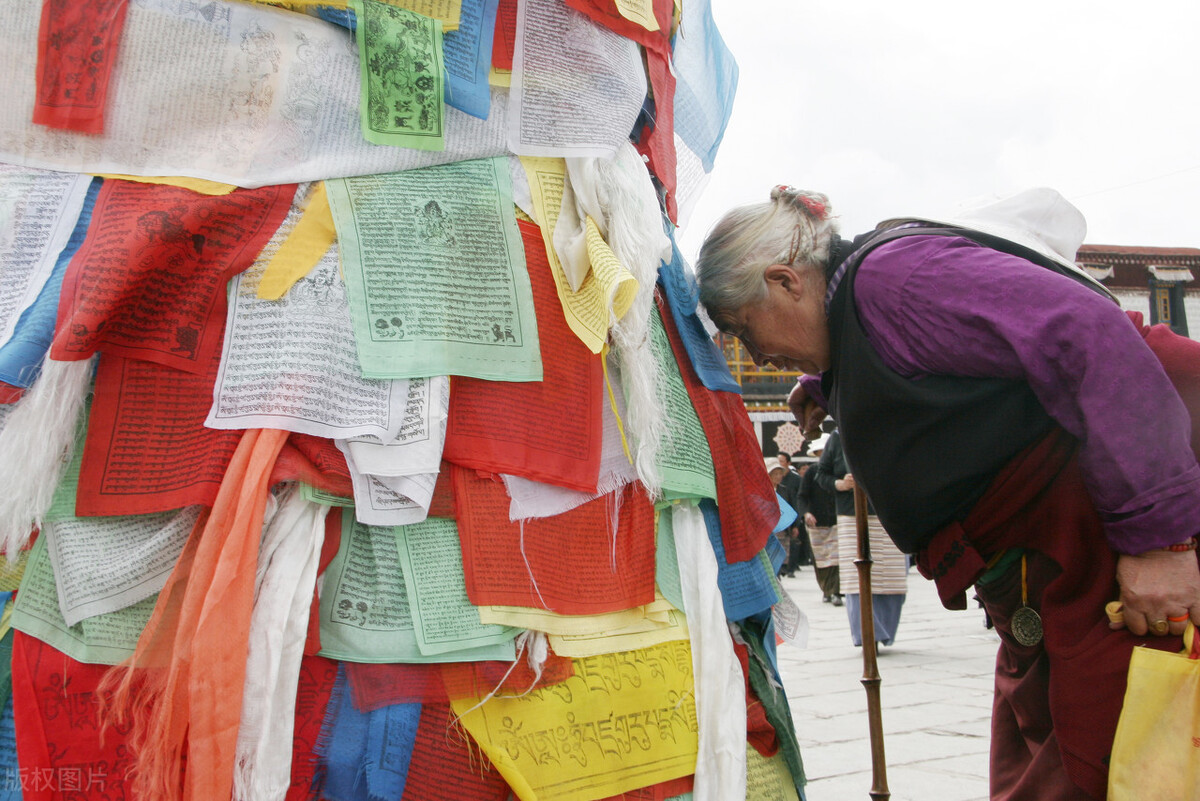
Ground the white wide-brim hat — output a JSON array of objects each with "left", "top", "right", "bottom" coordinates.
[{"left": 876, "top": 187, "right": 1113, "bottom": 299}]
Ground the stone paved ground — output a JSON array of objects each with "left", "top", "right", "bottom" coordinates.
[{"left": 775, "top": 565, "right": 997, "bottom": 801}]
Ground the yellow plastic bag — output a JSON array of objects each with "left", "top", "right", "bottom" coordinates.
[{"left": 1108, "top": 623, "right": 1200, "bottom": 800}]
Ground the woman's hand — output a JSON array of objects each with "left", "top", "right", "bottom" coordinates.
[
  {"left": 804, "top": 512, "right": 817, "bottom": 527},
  {"left": 787, "top": 382, "right": 826, "bottom": 438},
  {"left": 834, "top": 473, "right": 856, "bottom": 492},
  {"left": 1112, "top": 549, "right": 1200, "bottom": 636}
]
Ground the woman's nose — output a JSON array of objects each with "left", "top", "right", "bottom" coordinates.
[{"left": 746, "top": 344, "right": 783, "bottom": 369}]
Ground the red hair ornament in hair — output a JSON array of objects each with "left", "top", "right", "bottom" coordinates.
[
  {"left": 771, "top": 185, "right": 828, "bottom": 220},
  {"left": 799, "top": 195, "right": 828, "bottom": 220}
]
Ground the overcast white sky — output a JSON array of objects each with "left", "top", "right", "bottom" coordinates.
[{"left": 678, "top": 1, "right": 1200, "bottom": 262}]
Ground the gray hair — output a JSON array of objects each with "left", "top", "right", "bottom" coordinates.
[{"left": 696, "top": 187, "right": 839, "bottom": 329}]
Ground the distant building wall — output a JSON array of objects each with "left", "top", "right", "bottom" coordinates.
[
  {"left": 1110, "top": 289, "right": 1151, "bottom": 323},
  {"left": 1078, "top": 244, "right": 1200, "bottom": 340}
]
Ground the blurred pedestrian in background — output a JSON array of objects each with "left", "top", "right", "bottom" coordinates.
[
  {"left": 797, "top": 432, "right": 840, "bottom": 604},
  {"left": 814, "top": 430, "right": 906, "bottom": 644}
]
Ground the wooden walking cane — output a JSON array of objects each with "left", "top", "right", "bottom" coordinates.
[{"left": 854, "top": 483, "right": 890, "bottom": 800}]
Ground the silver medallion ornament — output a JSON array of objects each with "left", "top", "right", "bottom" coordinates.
[{"left": 1011, "top": 605, "right": 1043, "bottom": 647}]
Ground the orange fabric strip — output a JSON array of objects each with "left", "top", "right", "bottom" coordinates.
[
  {"left": 100, "top": 428, "right": 288, "bottom": 800},
  {"left": 184, "top": 427, "right": 288, "bottom": 801}
]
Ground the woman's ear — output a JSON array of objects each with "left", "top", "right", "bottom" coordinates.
[{"left": 764, "top": 263, "right": 806, "bottom": 298}]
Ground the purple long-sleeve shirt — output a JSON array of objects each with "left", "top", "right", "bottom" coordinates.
[{"left": 806, "top": 233, "right": 1200, "bottom": 554}]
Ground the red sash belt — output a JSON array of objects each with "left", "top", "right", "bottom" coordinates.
[
  {"left": 918, "top": 426, "right": 1186, "bottom": 798},
  {"left": 916, "top": 427, "right": 1079, "bottom": 609}
]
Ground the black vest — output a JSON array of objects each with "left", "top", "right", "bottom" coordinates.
[{"left": 822, "top": 225, "right": 1107, "bottom": 553}]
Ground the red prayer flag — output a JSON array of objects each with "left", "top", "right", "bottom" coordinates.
[
  {"left": 76, "top": 348, "right": 240, "bottom": 516},
  {"left": 492, "top": 0, "right": 517, "bottom": 70},
  {"left": 0, "top": 382, "right": 24, "bottom": 403},
  {"left": 657, "top": 292, "right": 776, "bottom": 563},
  {"left": 400, "top": 703, "right": 512, "bottom": 801},
  {"left": 634, "top": 50, "right": 678, "bottom": 223},
  {"left": 273, "top": 433, "right": 355, "bottom": 499},
  {"left": 444, "top": 219, "right": 603, "bottom": 493},
  {"left": 735, "top": 640, "right": 780, "bottom": 758},
  {"left": 12, "top": 631, "right": 136, "bottom": 801},
  {"left": 33, "top": 0, "right": 130, "bottom": 134},
  {"left": 440, "top": 644, "right": 575, "bottom": 702},
  {"left": 428, "top": 462, "right": 455, "bottom": 518},
  {"left": 561, "top": 0, "right": 672, "bottom": 53},
  {"left": 284, "top": 655, "right": 340, "bottom": 801},
  {"left": 598, "top": 775, "right": 695, "bottom": 800},
  {"left": 51, "top": 180, "right": 295, "bottom": 374},
  {"left": 304, "top": 507, "right": 343, "bottom": 657},
  {"left": 347, "top": 662, "right": 447, "bottom": 710},
  {"left": 454, "top": 464, "right": 656, "bottom": 614}
]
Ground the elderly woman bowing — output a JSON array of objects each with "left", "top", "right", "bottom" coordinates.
[{"left": 695, "top": 185, "right": 1200, "bottom": 801}]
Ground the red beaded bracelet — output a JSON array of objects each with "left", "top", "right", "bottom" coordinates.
[{"left": 1160, "top": 536, "right": 1199, "bottom": 552}]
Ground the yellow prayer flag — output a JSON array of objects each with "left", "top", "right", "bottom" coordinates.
[
  {"left": 489, "top": 67, "right": 513, "bottom": 87},
  {"left": 0, "top": 597, "right": 12, "bottom": 642},
  {"left": 746, "top": 741, "right": 802, "bottom": 801},
  {"left": 257, "top": 182, "right": 337, "bottom": 300},
  {"left": 548, "top": 605, "right": 689, "bottom": 659},
  {"left": 94, "top": 174, "right": 237, "bottom": 195},
  {"left": 614, "top": 0, "right": 659, "bottom": 31},
  {"left": 519, "top": 156, "right": 565, "bottom": 247},
  {"left": 479, "top": 604, "right": 647, "bottom": 636},
  {"left": 0, "top": 550, "right": 29, "bottom": 593},
  {"left": 450, "top": 640, "right": 698, "bottom": 801},
  {"left": 518, "top": 157, "right": 640, "bottom": 354},
  {"left": 584, "top": 215, "right": 638, "bottom": 322},
  {"left": 479, "top": 593, "right": 679, "bottom": 639}
]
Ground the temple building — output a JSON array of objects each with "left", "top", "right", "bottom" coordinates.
[{"left": 1077, "top": 243, "right": 1200, "bottom": 338}]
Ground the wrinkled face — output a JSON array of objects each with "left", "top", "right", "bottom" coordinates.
[{"left": 723, "top": 264, "right": 830, "bottom": 375}]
